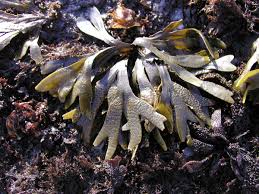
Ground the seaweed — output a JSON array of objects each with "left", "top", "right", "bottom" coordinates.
[
  {"left": 0, "top": 10, "right": 47, "bottom": 64},
  {"left": 0, "top": 0, "right": 32, "bottom": 11},
  {"left": 234, "top": 38, "right": 259, "bottom": 103},
  {"left": 36, "top": 7, "right": 236, "bottom": 159}
]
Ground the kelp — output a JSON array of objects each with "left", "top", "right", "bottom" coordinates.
[
  {"left": 92, "top": 60, "right": 166, "bottom": 159},
  {"left": 0, "top": 10, "right": 47, "bottom": 64},
  {"left": 36, "top": 7, "right": 236, "bottom": 159},
  {"left": 234, "top": 38, "right": 259, "bottom": 103},
  {"left": 0, "top": 0, "right": 32, "bottom": 11},
  {"left": 133, "top": 37, "right": 235, "bottom": 103}
]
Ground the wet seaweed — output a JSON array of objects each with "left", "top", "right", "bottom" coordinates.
[
  {"left": 0, "top": 10, "right": 47, "bottom": 64},
  {"left": 36, "top": 7, "right": 236, "bottom": 159},
  {"left": 234, "top": 38, "right": 259, "bottom": 103}
]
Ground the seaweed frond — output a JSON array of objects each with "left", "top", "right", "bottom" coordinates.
[
  {"left": 234, "top": 38, "right": 259, "bottom": 103},
  {"left": 0, "top": 11, "right": 47, "bottom": 63},
  {"left": 36, "top": 7, "right": 236, "bottom": 159},
  {"left": 93, "top": 60, "right": 166, "bottom": 159}
]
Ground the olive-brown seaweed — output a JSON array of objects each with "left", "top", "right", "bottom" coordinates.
[
  {"left": 36, "top": 7, "right": 237, "bottom": 159},
  {"left": 0, "top": 11, "right": 47, "bottom": 64},
  {"left": 234, "top": 38, "right": 259, "bottom": 103}
]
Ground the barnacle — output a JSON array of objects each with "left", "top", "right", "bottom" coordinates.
[
  {"left": 234, "top": 38, "right": 259, "bottom": 103},
  {"left": 36, "top": 7, "right": 236, "bottom": 159}
]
